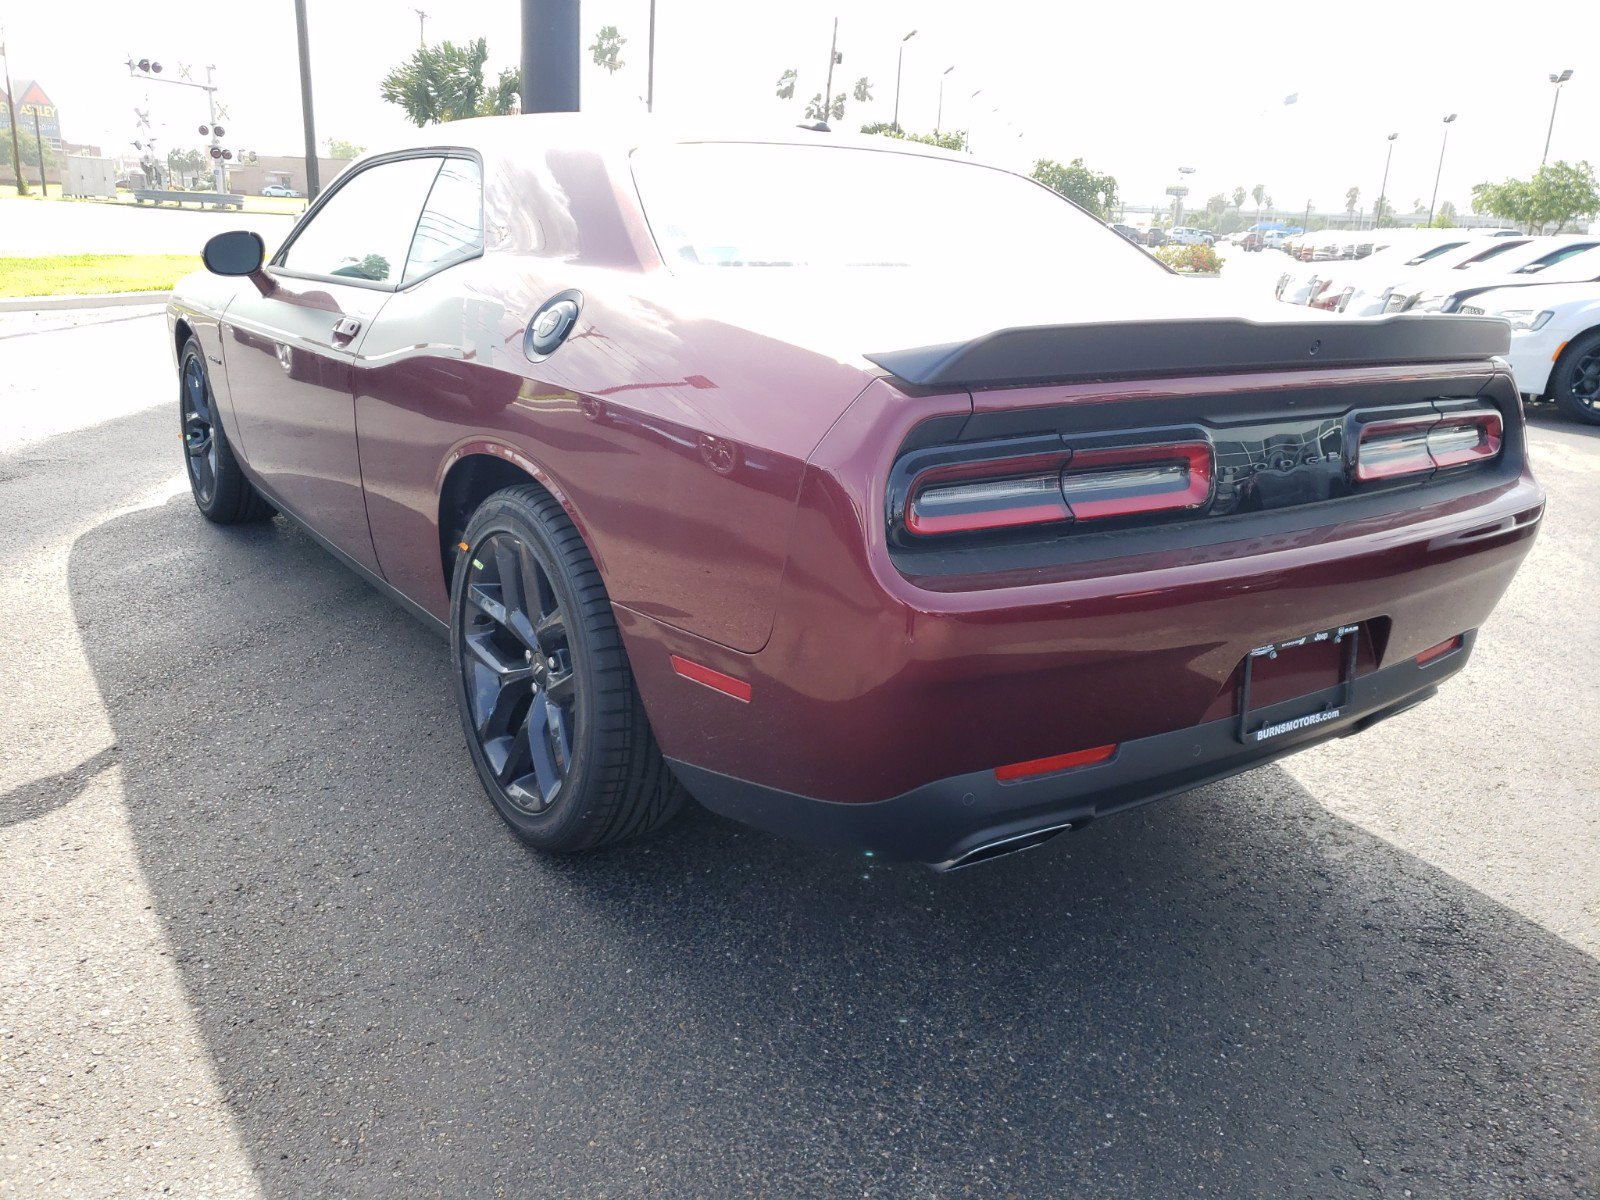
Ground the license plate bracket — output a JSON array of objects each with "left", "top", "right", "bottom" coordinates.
[{"left": 1237, "top": 623, "right": 1361, "bottom": 744}]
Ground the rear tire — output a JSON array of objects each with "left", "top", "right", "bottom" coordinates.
[
  {"left": 1549, "top": 330, "right": 1600, "bottom": 426},
  {"left": 179, "top": 337, "right": 276, "bottom": 523},
  {"left": 451, "top": 485, "right": 684, "bottom": 853}
]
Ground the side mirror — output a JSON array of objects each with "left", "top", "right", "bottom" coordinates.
[{"left": 202, "top": 230, "right": 265, "bottom": 277}]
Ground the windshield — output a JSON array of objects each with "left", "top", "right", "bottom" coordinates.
[{"left": 631, "top": 142, "right": 1161, "bottom": 279}]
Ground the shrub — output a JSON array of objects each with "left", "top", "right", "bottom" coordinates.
[{"left": 1152, "top": 243, "right": 1222, "bottom": 273}]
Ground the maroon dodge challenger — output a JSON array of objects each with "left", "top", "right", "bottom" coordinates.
[{"left": 166, "top": 116, "right": 1541, "bottom": 868}]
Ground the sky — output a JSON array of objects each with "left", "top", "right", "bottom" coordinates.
[{"left": 2, "top": 0, "right": 1595, "bottom": 219}]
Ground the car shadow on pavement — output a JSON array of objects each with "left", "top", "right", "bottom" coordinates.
[{"left": 65, "top": 495, "right": 1598, "bottom": 1200}]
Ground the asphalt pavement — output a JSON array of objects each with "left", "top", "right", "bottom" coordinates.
[{"left": 0, "top": 305, "right": 1596, "bottom": 1198}]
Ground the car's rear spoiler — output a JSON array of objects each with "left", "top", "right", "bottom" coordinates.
[{"left": 864, "top": 314, "right": 1511, "bottom": 389}]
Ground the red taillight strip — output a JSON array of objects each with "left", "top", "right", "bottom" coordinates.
[
  {"left": 1061, "top": 441, "right": 1213, "bottom": 520},
  {"left": 1415, "top": 635, "right": 1464, "bottom": 666},
  {"left": 670, "top": 654, "right": 753, "bottom": 702},
  {"left": 906, "top": 450, "right": 1073, "bottom": 536},
  {"left": 995, "top": 743, "right": 1117, "bottom": 783}
]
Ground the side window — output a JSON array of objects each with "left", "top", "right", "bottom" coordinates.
[
  {"left": 278, "top": 156, "right": 443, "bottom": 284},
  {"left": 405, "top": 157, "right": 484, "bottom": 281}
]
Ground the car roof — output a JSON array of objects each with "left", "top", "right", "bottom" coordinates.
[{"left": 373, "top": 112, "right": 980, "bottom": 167}]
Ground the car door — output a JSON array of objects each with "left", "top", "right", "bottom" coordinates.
[{"left": 223, "top": 153, "right": 446, "bottom": 573}]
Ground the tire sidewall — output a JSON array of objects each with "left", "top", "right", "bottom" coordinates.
[
  {"left": 450, "top": 492, "right": 603, "bottom": 849},
  {"left": 1551, "top": 330, "right": 1600, "bottom": 426}
]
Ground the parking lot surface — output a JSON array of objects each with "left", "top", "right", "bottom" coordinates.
[{"left": 1, "top": 307, "right": 1596, "bottom": 1198}]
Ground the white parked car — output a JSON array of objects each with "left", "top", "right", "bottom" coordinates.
[
  {"left": 1278, "top": 231, "right": 1477, "bottom": 307},
  {"left": 1341, "top": 236, "right": 1597, "bottom": 316},
  {"left": 1461, "top": 281, "right": 1600, "bottom": 424},
  {"left": 261, "top": 183, "right": 302, "bottom": 198},
  {"left": 1402, "top": 242, "right": 1600, "bottom": 314},
  {"left": 1167, "top": 226, "right": 1213, "bottom": 246}
]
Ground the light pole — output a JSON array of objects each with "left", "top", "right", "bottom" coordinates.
[
  {"left": 1542, "top": 69, "right": 1573, "bottom": 167},
  {"left": 891, "top": 29, "right": 916, "bottom": 132},
  {"left": 413, "top": 9, "right": 428, "bottom": 49},
  {"left": 293, "top": 0, "right": 320, "bottom": 198},
  {"left": 935, "top": 65, "right": 954, "bottom": 135},
  {"left": 1375, "top": 131, "right": 1398, "bottom": 228},
  {"left": 1427, "top": 113, "right": 1456, "bottom": 228},
  {"left": 646, "top": 0, "right": 656, "bottom": 112}
]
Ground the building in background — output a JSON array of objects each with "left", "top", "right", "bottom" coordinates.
[
  {"left": 1, "top": 80, "right": 63, "bottom": 149},
  {"left": 228, "top": 154, "right": 348, "bottom": 196}
]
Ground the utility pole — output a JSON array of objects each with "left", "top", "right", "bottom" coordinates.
[
  {"left": 892, "top": 29, "right": 916, "bottom": 131},
  {"left": 822, "top": 17, "right": 838, "bottom": 125},
  {"left": 293, "top": 0, "right": 320, "bottom": 198},
  {"left": 1427, "top": 113, "right": 1456, "bottom": 228},
  {"left": 520, "top": 0, "right": 579, "bottom": 114},
  {"left": 1375, "top": 132, "right": 1397, "bottom": 227},
  {"left": 935, "top": 65, "right": 953, "bottom": 135},
  {"left": 1543, "top": 69, "right": 1573, "bottom": 167},
  {"left": 645, "top": 0, "right": 655, "bottom": 112},
  {"left": 1, "top": 27, "right": 28, "bottom": 196},
  {"left": 29, "top": 104, "right": 46, "bottom": 194},
  {"left": 414, "top": 9, "right": 428, "bottom": 49}
]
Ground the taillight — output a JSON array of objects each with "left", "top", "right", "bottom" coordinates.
[
  {"left": 1058, "top": 441, "right": 1213, "bottom": 520},
  {"left": 902, "top": 436, "right": 1213, "bottom": 537},
  {"left": 906, "top": 451, "right": 1072, "bottom": 536},
  {"left": 1352, "top": 407, "right": 1503, "bottom": 482}
]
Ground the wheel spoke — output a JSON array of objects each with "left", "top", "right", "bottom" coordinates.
[
  {"left": 466, "top": 581, "right": 508, "bottom": 627},
  {"left": 534, "top": 608, "right": 567, "bottom": 648},
  {"left": 545, "top": 666, "right": 576, "bottom": 705},
  {"left": 526, "top": 693, "right": 563, "bottom": 802}
]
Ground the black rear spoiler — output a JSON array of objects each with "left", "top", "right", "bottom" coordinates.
[{"left": 864, "top": 314, "right": 1511, "bottom": 389}]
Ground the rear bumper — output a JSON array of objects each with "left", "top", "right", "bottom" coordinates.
[{"left": 671, "top": 632, "right": 1472, "bottom": 867}]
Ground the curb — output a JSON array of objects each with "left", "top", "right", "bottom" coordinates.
[{"left": 0, "top": 291, "right": 169, "bottom": 313}]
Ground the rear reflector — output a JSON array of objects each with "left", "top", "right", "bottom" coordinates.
[
  {"left": 1354, "top": 408, "right": 1502, "bottom": 482},
  {"left": 1415, "top": 634, "right": 1463, "bottom": 666},
  {"left": 670, "top": 654, "right": 753, "bottom": 702},
  {"left": 994, "top": 743, "right": 1117, "bottom": 783}
]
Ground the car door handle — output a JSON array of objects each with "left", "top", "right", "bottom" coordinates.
[{"left": 331, "top": 317, "right": 362, "bottom": 345}]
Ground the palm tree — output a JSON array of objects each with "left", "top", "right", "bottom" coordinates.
[
  {"left": 1251, "top": 182, "right": 1266, "bottom": 228},
  {"left": 380, "top": 39, "right": 519, "bottom": 125},
  {"left": 1232, "top": 186, "right": 1246, "bottom": 211},
  {"left": 1345, "top": 186, "right": 1360, "bottom": 227},
  {"left": 776, "top": 69, "right": 797, "bottom": 101}
]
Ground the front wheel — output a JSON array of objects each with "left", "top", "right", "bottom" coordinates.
[
  {"left": 178, "top": 338, "right": 276, "bottom": 523},
  {"left": 1549, "top": 330, "right": 1600, "bottom": 426},
  {"left": 451, "top": 485, "right": 684, "bottom": 853}
]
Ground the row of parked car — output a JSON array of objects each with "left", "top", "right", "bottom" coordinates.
[
  {"left": 1272, "top": 229, "right": 1600, "bottom": 425},
  {"left": 1111, "top": 224, "right": 1217, "bottom": 247}
]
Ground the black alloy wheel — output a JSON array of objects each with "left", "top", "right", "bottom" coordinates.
[
  {"left": 181, "top": 352, "right": 220, "bottom": 504},
  {"left": 460, "top": 529, "right": 579, "bottom": 815},
  {"left": 451, "top": 485, "right": 684, "bottom": 852},
  {"left": 1551, "top": 330, "right": 1600, "bottom": 426},
  {"left": 177, "top": 338, "right": 276, "bottom": 523}
]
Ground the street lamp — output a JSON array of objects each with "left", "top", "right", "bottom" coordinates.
[
  {"left": 935, "top": 65, "right": 954, "bottom": 135},
  {"left": 1375, "top": 131, "right": 1398, "bottom": 228},
  {"left": 1543, "top": 69, "right": 1573, "bottom": 167},
  {"left": 1427, "top": 113, "right": 1457, "bottom": 228},
  {"left": 891, "top": 30, "right": 916, "bottom": 132}
]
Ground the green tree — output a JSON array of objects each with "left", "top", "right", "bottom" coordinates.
[
  {"left": 589, "top": 25, "right": 626, "bottom": 75},
  {"left": 379, "top": 39, "right": 520, "bottom": 125},
  {"left": 1030, "top": 157, "right": 1119, "bottom": 221},
  {"left": 1231, "top": 185, "right": 1246, "bottom": 211},
  {"left": 1345, "top": 185, "right": 1360, "bottom": 224},
  {"left": 860, "top": 123, "right": 964, "bottom": 151},
  {"left": 1203, "top": 192, "right": 1227, "bottom": 226},
  {"left": 1251, "top": 182, "right": 1266, "bottom": 228},
  {"left": 325, "top": 138, "right": 365, "bottom": 159},
  {"left": 2, "top": 129, "right": 54, "bottom": 173},
  {"left": 853, "top": 76, "right": 872, "bottom": 103},
  {"left": 1472, "top": 160, "right": 1600, "bottom": 233},
  {"left": 805, "top": 92, "right": 845, "bottom": 122},
  {"left": 776, "top": 69, "right": 797, "bottom": 101},
  {"left": 1431, "top": 200, "right": 1457, "bottom": 228}
]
